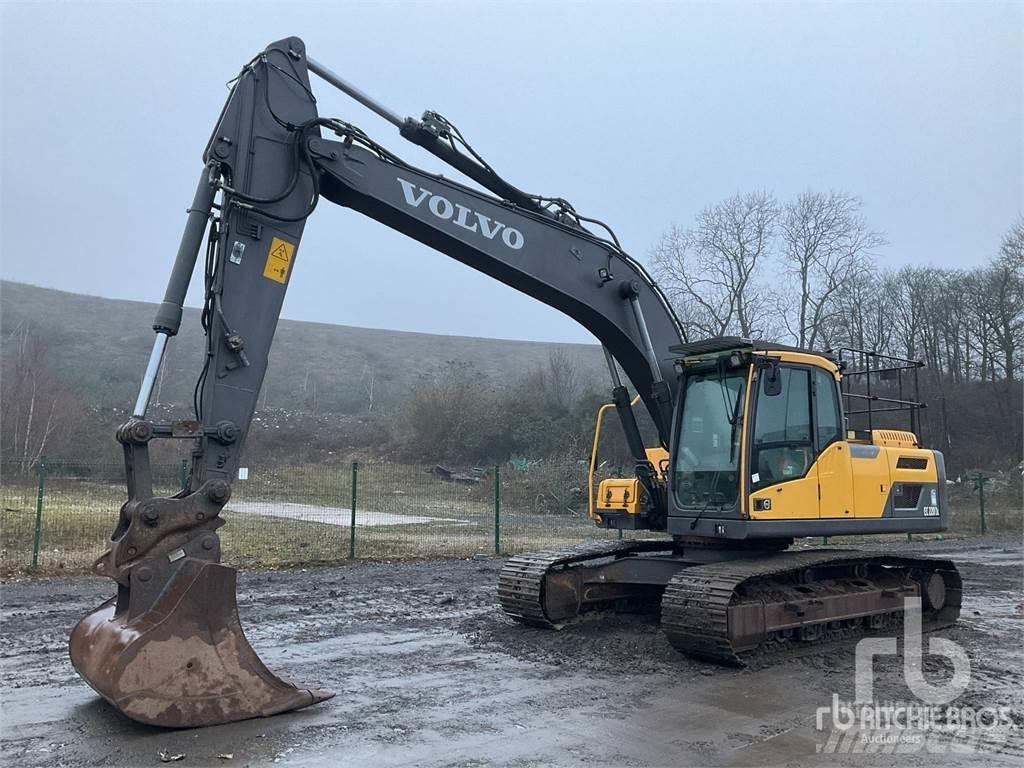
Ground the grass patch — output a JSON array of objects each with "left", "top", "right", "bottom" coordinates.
[
  {"left": 3, "top": 463, "right": 1015, "bottom": 576},
  {"left": 0, "top": 467, "right": 621, "bottom": 574}
]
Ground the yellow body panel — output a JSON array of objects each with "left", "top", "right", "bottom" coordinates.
[
  {"left": 816, "top": 442, "right": 854, "bottom": 518},
  {"left": 872, "top": 429, "right": 919, "bottom": 448},
  {"left": 597, "top": 477, "right": 643, "bottom": 515},
  {"left": 851, "top": 447, "right": 891, "bottom": 518},
  {"left": 887, "top": 447, "right": 938, "bottom": 485},
  {"left": 762, "top": 350, "right": 841, "bottom": 379},
  {"left": 749, "top": 465, "right": 820, "bottom": 519},
  {"left": 587, "top": 395, "right": 640, "bottom": 522},
  {"left": 644, "top": 447, "right": 669, "bottom": 473},
  {"left": 747, "top": 349, "right": 838, "bottom": 520},
  {"left": 737, "top": 365, "right": 754, "bottom": 518},
  {"left": 748, "top": 439, "right": 937, "bottom": 521}
]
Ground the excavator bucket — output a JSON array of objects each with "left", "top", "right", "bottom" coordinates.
[
  {"left": 70, "top": 559, "right": 332, "bottom": 728},
  {"left": 69, "top": 479, "right": 333, "bottom": 728}
]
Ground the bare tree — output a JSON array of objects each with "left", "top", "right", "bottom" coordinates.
[
  {"left": 541, "top": 347, "right": 581, "bottom": 413},
  {"left": 986, "top": 219, "right": 1024, "bottom": 380},
  {"left": 830, "top": 266, "right": 894, "bottom": 354},
  {"left": 964, "top": 269, "right": 997, "bottom": 381},
  {"left": 779, "top": 191, "right": 885, "bottom": 348},
  {"left": 887, "top": 266, "right": 932, "bottom": 362},
  {"left": 651, "top": 191, "right": 779, "bottom": 339},
  {"left": 0, "top": 323, "right": 80, "bottom": 473},
  {"left": 935, "top": 270, "right": 971, "bottom": 383},
  {"left": 359, "top": 361, "right": 375, "bottom": 413}
]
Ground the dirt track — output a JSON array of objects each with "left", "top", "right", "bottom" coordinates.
[{"left": 2, "top": 535, "right": 1021, "bottom": 767}]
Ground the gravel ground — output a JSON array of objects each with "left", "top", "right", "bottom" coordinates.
[{"left": 1, "top": 535, "right": 1021, "bottom": 767}]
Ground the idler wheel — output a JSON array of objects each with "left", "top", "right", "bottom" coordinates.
[{"left": 923, "top": 571, "right": 947, "bottom": 611}]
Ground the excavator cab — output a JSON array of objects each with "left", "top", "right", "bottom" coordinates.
[
  {"left": 593, "top": 338, "right": 948, "bottom": 538},
  {"left": 670, "top": 339, "right": 947, "bottom": 537}
]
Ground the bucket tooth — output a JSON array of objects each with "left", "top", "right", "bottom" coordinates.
[{"left": 69, "top": 557, "right": 333, "bottom": 728}]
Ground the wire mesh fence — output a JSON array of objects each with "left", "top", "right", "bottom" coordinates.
[
  {"left": 2, "top": 458, "right": 1012, "bottom": 574},
  {"left": 0, "top": 458, "right": 646, "bottom": 573}
]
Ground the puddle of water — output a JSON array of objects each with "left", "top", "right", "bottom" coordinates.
[
  {"left": 960, "top": 592, "right": 1024, "bottom": 637},
  {"left": 951, "top": 548, "right": 1023, "bottom": 567},
  {"left": 2, "top": 686, "right": 98, "bottom": 731}
]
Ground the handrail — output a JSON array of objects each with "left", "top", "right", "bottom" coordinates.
[{"left": 588, "top": 394, "right": 641, "bottom": 521}]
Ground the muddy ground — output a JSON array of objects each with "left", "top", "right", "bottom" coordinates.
[{"left": 1, "top": 535, "right": 1021, "bottom": 768}]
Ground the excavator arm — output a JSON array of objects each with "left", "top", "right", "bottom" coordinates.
[
  {"left": 70, "top": 37, "right": 684, "bottom": 728},
  {"left": 149, "top": 37, "right": 681, "bottom": 495}
]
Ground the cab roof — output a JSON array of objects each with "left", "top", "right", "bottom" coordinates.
[{"left": 669, "top": 336, "right": 837, "bottom": 363}]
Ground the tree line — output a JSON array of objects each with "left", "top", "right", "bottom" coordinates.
[
  {"left": 398, "top": 351, "right": 613, "bottom": 465},
  {"left": 650, "top": 192, "right": 1022, "bottom": 469},
  {"left": 3, "top": 194, "right": 1020, "bottom": 475},
  {"left": 651, "top": 191, "right": 1022, "bottom": 383}
]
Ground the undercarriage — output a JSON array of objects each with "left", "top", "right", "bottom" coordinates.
[{"left": 498, "top": 539, "right": 962, "bottom": 664}]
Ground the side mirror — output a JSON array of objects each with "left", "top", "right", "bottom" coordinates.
[{"left": 763, "top": 361, "right": 782, "bottom": 396}]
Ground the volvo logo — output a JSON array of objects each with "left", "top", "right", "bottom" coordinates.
[{"left": 396, "top": 177, "right": 525, "bottom": 250}]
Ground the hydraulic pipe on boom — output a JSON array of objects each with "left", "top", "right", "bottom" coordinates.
[{"left": 308, "top": 53, "right": 554, "bottom": 216}]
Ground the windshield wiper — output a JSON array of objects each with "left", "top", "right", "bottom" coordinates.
[
  {"left": 690, "top": 471, "right": 721, "bottom": 530},
  {"left": 728, "top": 382, "right": 744, "bottom": 463}
]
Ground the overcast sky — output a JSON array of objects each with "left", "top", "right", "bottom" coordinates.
[{"left": 2, "top": 1, "right": 1021, "bottom": 343}]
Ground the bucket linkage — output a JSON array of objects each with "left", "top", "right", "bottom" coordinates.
[{"left": 69, "top": 466, "right": 332, "bottom": 728}]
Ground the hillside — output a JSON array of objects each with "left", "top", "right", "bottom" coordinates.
[
  {"left": 3, "top": 281, "right": 1018, "bottom": 476},
  {"left": 0, "top": 281, "right": 608, "bottom": 417}
]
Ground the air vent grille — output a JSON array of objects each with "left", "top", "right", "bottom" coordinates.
[{"left": 896, "top": 456, "right": 929, "bottom": 470}]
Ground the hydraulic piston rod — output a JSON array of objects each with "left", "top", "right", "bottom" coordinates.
[
  {"left": 628, "top": 295, "right": 664, "bottom": 384},
  {"left": 134, "top": 163, "right": 218, "bottom": 418},
  {"left": 307, "top": 55, "right": 405, "bottom": 129},
  {"left": 603, "top": 346, "right": 624, "bottom": 389},
  {"left": 132, "top": 333, "right": 168, "bottom": 418},
  {"left": 152, "top": 164, "right": 218, "bottom": 336}
]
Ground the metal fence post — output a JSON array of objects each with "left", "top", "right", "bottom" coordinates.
[
  {"left": 493, "top": 465, "right": 500, "bottom": 556},
  {"left": 976, "top": 472, "right": 987, "bottom": 535},
  {"left": 349, "top": 461, "right": 358, "bottom": 559},
  {"left": 31, "top": 457, "right": 46, "bottom": 569},
  {"left": 179, "top": 459, "right": 188, "bottom": 491}
]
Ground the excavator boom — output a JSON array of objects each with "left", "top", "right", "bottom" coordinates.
[{"left": 70, "top": 37, "right": 684, "bottom": 727}]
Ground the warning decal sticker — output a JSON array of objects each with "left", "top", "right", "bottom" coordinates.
[{"left": 263, "top": 237, "right": 295, "bottom": 284}]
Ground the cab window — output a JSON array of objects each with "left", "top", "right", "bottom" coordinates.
[
  {"left": 673, "top": 370, "right": 747, "bottom": 508},
  {"left": 814, "top": 369, "right": 842, "bottom": 451},
  {"left": 751, "top": 366, "right": 812, "bottom": 490}
]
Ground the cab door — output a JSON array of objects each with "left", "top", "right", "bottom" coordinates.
[
  {"left": 814, "top": 368, "right": 854, "bottom": 518},
  {"left": 748, "top": 365, "right": 819, "bottom": 520}
]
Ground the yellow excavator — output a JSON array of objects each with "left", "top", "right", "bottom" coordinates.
[
  {"left": 500, "top": 340, "right": 958, "bottom": 665},
  {"left": 69, "top": 38, "right": 960, "bottom": 728}
]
